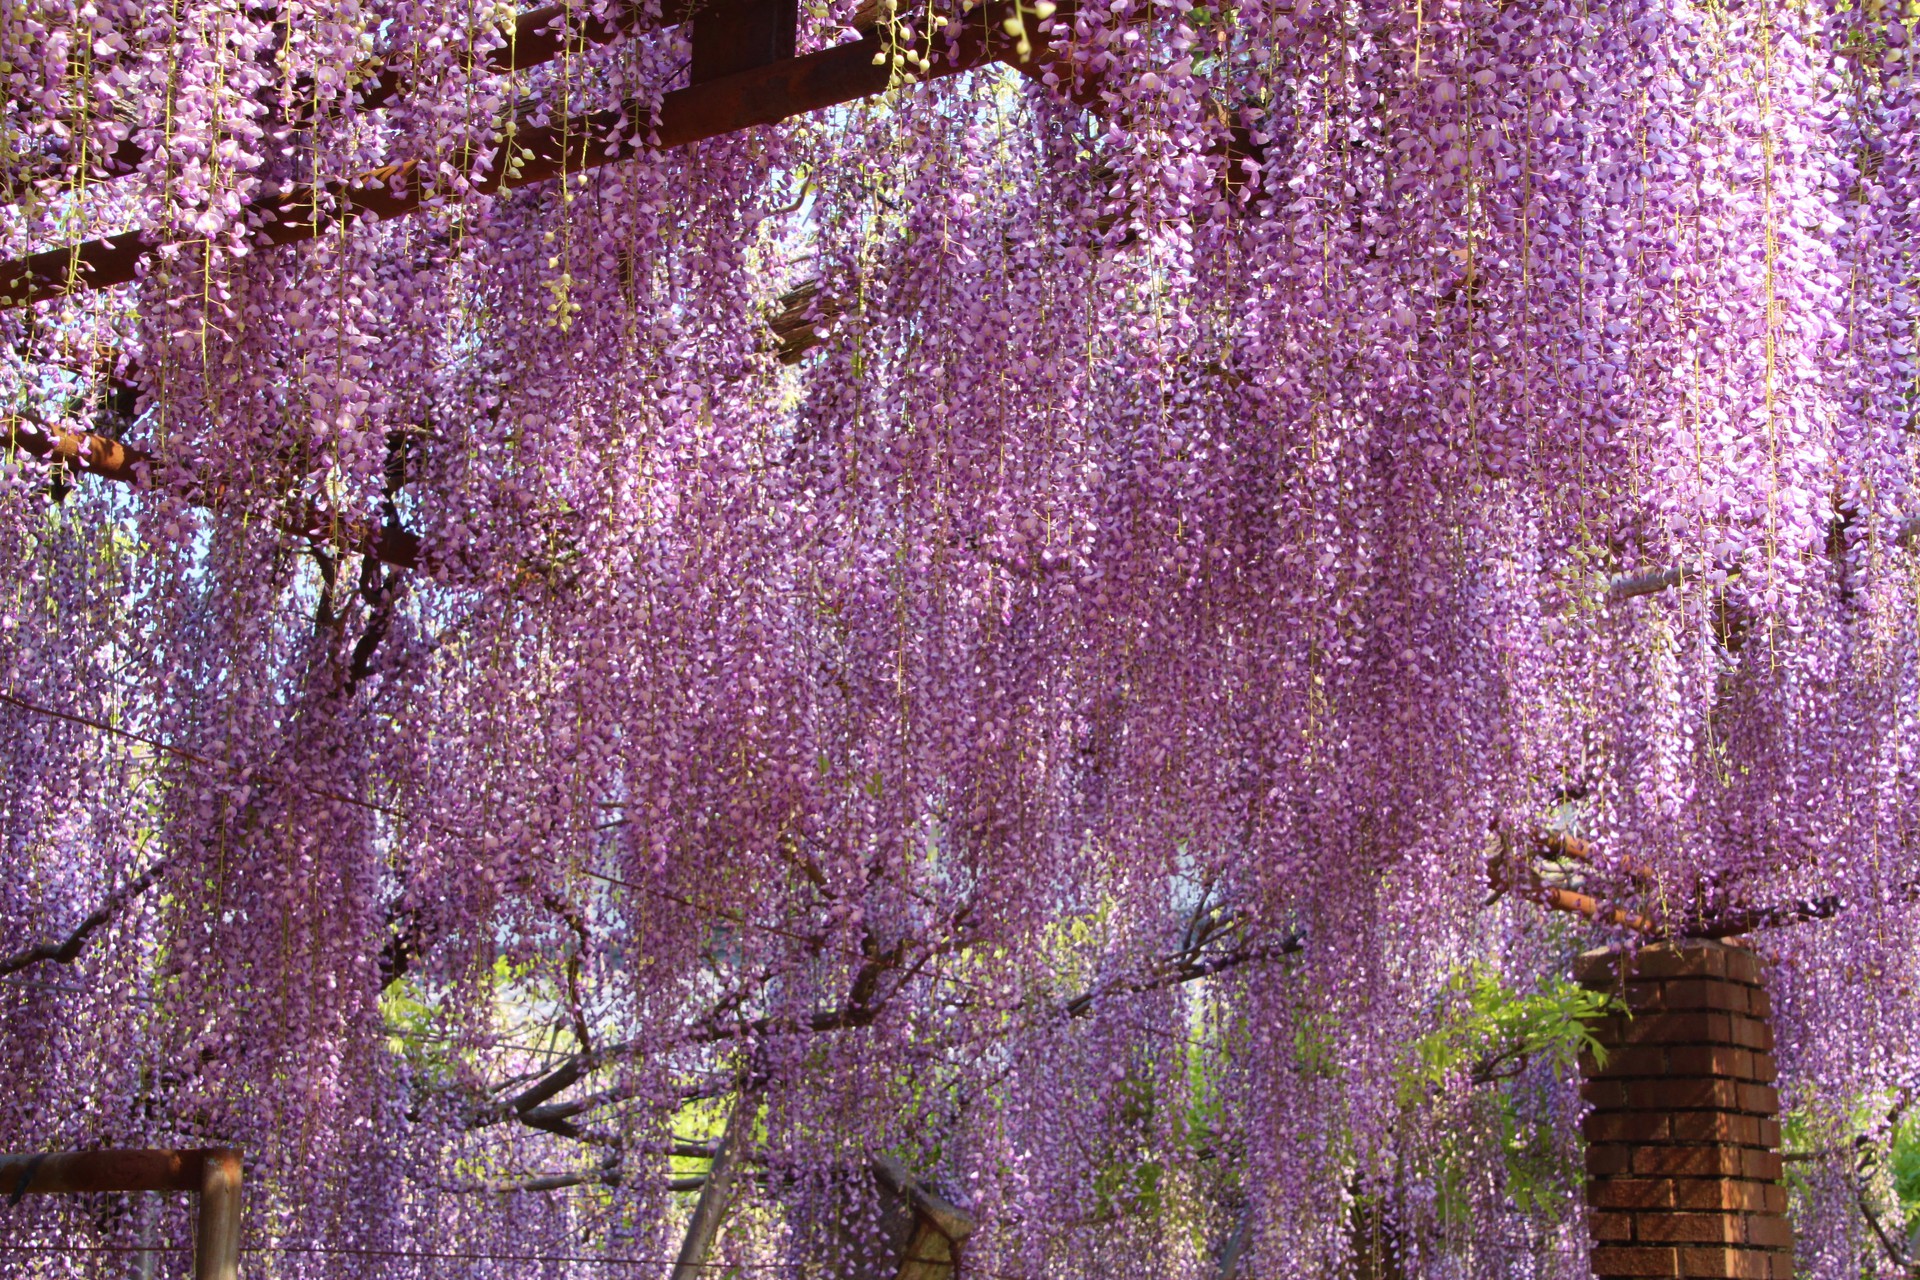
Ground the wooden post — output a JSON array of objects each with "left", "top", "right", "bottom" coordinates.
[
  {"left": 1576, "top": 940, "right": 1791, "bottom": 1280},
  {"left": 0, "top": 1147, "right": 244, "bottom": 1278},
  {"left": 195, "top": 1149, "right": 243, "bottom": 1280}
]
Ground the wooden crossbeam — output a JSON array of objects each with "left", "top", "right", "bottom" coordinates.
[
  {"left": 16, "top": 1, "right": 683, "bottom": 193},
  {"left": 770, "top": 279, "right": 840, "bottom": 364},
  {"left": 690, "top": 0, "right": 799, "bottom": 85},
  {"left": 1, "top": 7, "right": 1039, "bottom": 310}
]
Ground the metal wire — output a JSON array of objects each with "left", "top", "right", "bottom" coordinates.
[{"left": 0, "top": 1240, "right": 1059, "bottom": 1278}]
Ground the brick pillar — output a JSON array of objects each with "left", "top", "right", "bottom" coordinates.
[{"left": 1575, "top": 939, "right": 1792, "bottom": 1280}]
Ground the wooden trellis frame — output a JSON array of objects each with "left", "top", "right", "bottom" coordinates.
[
  {"left": 0, "top": 0, "right": 1068, "bottom": 309},
  {"left": 0, "top": 0, "right": 1269, "bottom": 575},
  {"left": 0, "top": 1148, "right": 243, "bottom": 1280}
]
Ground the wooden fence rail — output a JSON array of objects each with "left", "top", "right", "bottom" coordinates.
[{"left": 0, "top": 1147, "right": 243, "bottom": 1280}]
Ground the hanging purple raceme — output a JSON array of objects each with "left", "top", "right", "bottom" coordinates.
[{"left": 2, "top": 1, "right": 1918, "bottom": 1277}]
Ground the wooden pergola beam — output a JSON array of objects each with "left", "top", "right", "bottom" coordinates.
[
  {"left": 23, "top": 0, "right": 687, "bottom": 192},
  {"left": 1, "top": 7, "right": 1040, "bottom": 310},
  {"left": 690, "top": 0, "right": 798, "bottom": 84},
  {"left": 1, "top": 5, "right": 1044, "bottom": 564}
]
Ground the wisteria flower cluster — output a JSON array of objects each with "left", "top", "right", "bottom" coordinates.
[{"left": 2, "top": 0, "right": 1917, "bottom": 1277}]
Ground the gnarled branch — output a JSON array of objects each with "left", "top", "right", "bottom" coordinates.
[{"left": 0, "top": 857, "right": 172, "bottom": 977}]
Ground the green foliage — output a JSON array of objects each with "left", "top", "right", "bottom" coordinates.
[
  {"left": 1778, "top": 1103, "right": 1826, "bottom": 1209},
  {"left": 1387, "top": 965, "right": 1620, "bottom": 1233},
  {"left": 380, "top": 974, "right": 459, "bottom": 1089},
  {"left": 1492, "top": 1082, "right": 1574, "bottom": 1218},
  {"left": 1292, "top": 1007, "right": 1342, "bottom": 1080},
  {"left": 379, "top": 954, "right": 540, "bottom": 1089},
  {"left": 670, "top": 1091, "right": 759, "bottom": 1185},
  {"left": 1086, "top": 1061, "right": 1171, "bottom": 1220},
  {"left": 1398, "top": 964, "right": 1618, "bottom": 1105},
  {"left": 1892, "top": 1115, "right": 1920, "bottom": 1234},
  {"left": 1078, "top": 1046, "right": 1226, "bottom": 1245},
  {"left": 1778, "top": 1095, "right": 1920, "bottom": 1280},
  {"left": 1092, "top": 1150, "right": 1168, "bottom": 1221}
]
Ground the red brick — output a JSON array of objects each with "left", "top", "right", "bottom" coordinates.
[
  {"left": 1667, "top": 1046, "right": 1741, "bottom": 1078},
  {"left": 1671, "top": 1181, "right": 1762, "bottom": 1212},
  {"left": 1589, "top": 1112, "right": 1672, "bottom": 1143},
  {"left": 1583, "top": 1079, "right": 1630, "bottom": 1109},
  {"left": 1633, "top": 946, "right": 1731, "bottom": 980},
  {"left": 1723, "top": 949, "right": 1760, "bottom": 985},
  {"left": 1588, "top": 1014, "right": 1630, "bottom": 1044},
  {"left": 1671, "top": 1111, "right": 1756, "bottom": 1145},
  {"left": 1591, "top": 1045, "right": 1673, "bottom": 1078},
  {"left": 1576, "top": 948, "right": 1626, "bottom": 984},
  {"left": 1589, "top": 1144, "right": 1635, "bottom": 1175},
  {"left": 1584, "top": 945, "right": 1736, "bottom": 987},
  {"left": 1593, "top": 1179, "right": 1677, "bottom": 1210},
  {"left": 1580, "top": 947, "right": 1789, "bottom": 1280},
  {"left": 1661, "top": 979, "right": 1750, "bottom": 1013},
  {"left": 1623, "top": 979, "right": 1664, "bottom": 1007},
  {"left": 1637, "top": 1213, "right": 1744, "bottom": 1244},
  {"left": 1634, "top": 1147, "right": 1742, "bottom": 1177},
  {"left": 1628, "top": 1078, "right": 1740, "bottom": 1111},
  {"left": 1594, "top": 1245, "right": 1680, "bottom": 1276},
  {"left": 1591, "top": 1210, "right": 1638, "bottom": 1241},
  {"left": 1677, "top": 1246, "right": 1772, "bottom": 1279},
  {"left": 1625, "top": 1012, "right": 1734, "bottom": 1045},
  {"left": 1666, "top": 951, "right": 1728, "bottom": 982}
]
